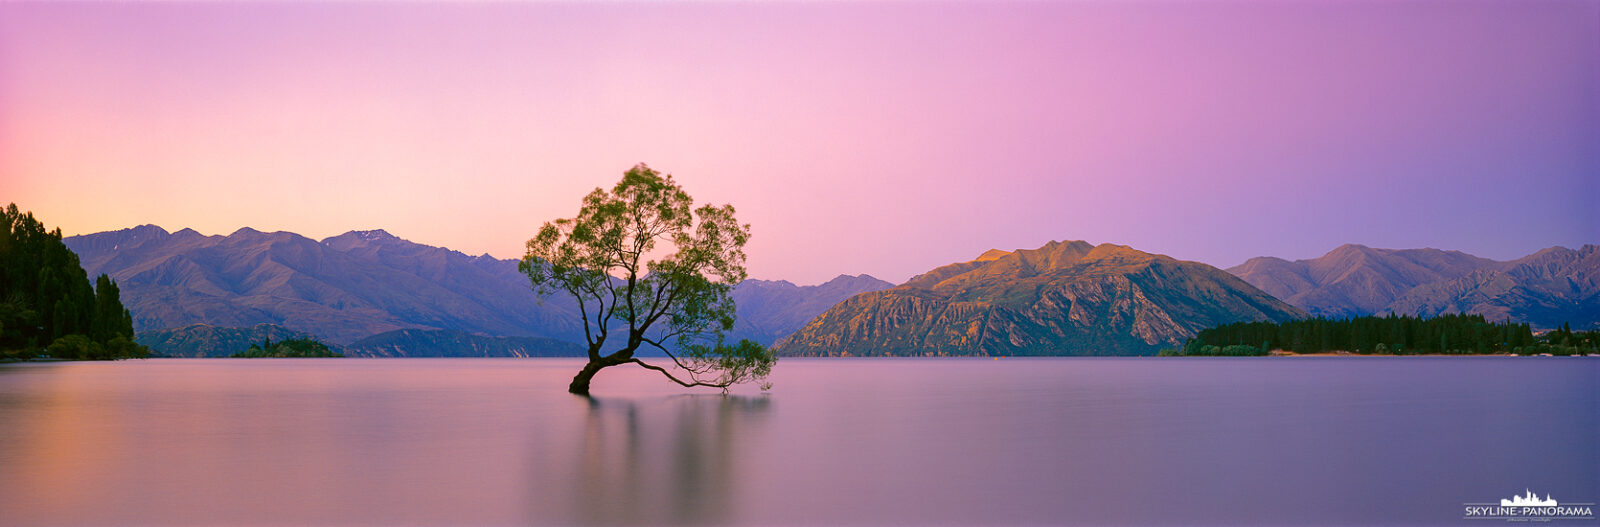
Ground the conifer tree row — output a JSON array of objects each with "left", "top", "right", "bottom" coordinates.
[
  {"left": 1, "top": 204, "right": 146, "bottom": 359},
  {"left": 1179, "top": 313, "right": 1594, "bottom": 356}
]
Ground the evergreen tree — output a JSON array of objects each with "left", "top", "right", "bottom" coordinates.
[
  {"left": 91, "top": 274, "right": 134, "bottom": 342},
  {"left": 1, "top": 204, "right": 147, "bottom": 359},
  {"left": 1185, "top": 314, "right": 1531, "bottom": 356}
]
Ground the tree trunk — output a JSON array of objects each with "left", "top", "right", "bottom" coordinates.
[
  {"left": 569, "top": 346, "right": 638, "bottom": 395},
  {"left": 568, "top": 360, "right": 607, "bottom": 395}
]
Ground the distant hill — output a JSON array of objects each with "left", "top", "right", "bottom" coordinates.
[
  {"left": 138, "top": 324, "right": 586, "bottom": 358},
  {"left": 343, "top": 329, "right": 586, "bottom": 357},
  {"left": 729, "top": 274, "right": 894, "bottom": 345},
  {"left": 137, "top": 323, "right": 328, "bottom": 358},
  {"left": 67, "top": 225, "right": 878, "bottom": 347},
  {"left": 774, "top": 241, "right": 1305, "bottom": 356},
  {"left": 1229, "top": 244, "right": 1598, "bottom": 329},
  {"left": 230, "top": 337, "right": 343, "bottom": 358},
  {"left": 65, "top": 225, "right": 587, "bottom": 344},
  {"left": 1226, "top": 244, "right": 1503, "bottom": 318},
  {"left": 1383, "top": 246, "right": 1600, "bottom": 329}
]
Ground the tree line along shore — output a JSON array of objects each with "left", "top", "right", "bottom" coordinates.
[
  {"left": 1, "top": 204, "right": 147, "bottom": 360},
  {"left": 1165, "top": 314, "right": 1597, "bottom": 357}
]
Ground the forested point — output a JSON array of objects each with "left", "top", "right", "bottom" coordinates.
[
  {"left": 229, "top": 337, "right": 343, "bottom": 358},
  {"left": 1166, "top": 314, "right": 1597, "bottom": 356},
  {"left": 1, "top": 204, "right": 148, "bottom": 360}
]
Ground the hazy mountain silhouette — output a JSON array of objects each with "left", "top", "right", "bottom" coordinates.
[
  {"left": 729, "top": 274, "right": 893, "bottom": 345},
  {"left": 65, "top": 225, "right": 587, "bottom": 344},
  {"left": 774, "top": 241, "right": 1305, "bottom": 356},
  {"left": 136, "top": 323, "right": 325, "bottom": 358},
  {"left": 65, "top": 225, "right": 887, "bottom": 348},
  {"left": 343, "top": 328, "right": 586, "bottom": 358},
  {"left": 1229, "top": 244, "right": 1598, "bottom": 329}
]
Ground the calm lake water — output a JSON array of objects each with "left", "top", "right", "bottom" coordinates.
[{"left": 0, "top": 357, "right": 1594, "bottom": 526}]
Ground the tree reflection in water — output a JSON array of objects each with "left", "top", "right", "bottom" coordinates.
[{"left": 565, "top": 394, "right": 772, "bottom": 525}]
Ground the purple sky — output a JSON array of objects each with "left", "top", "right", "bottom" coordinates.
[{"left": 2, "top": 1, "right": 1595, "bottom": 284}]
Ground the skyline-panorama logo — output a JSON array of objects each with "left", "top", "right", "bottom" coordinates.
[
  {"left": 1503, "top": 489, "right": 1558, "bottom": 507},
  {"left": 1463, "top": 489, "right": 1594, "bottom": 522}
]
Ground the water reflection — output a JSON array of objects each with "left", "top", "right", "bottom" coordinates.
[
  {"left": 1, "top": 359, "right": 1592, "bottom": 526},
  {"left": 563, "top": 395, "right": 771, "bottom": 525}
]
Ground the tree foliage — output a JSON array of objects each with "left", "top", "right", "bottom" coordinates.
[
  {"left": 1534, "top": 323, "right": 1600, "bottom": 356},
  {"left": 1160, "top": 344, "right": 1266, "bottom": 356},
  {"left": 1177, "top": 313, "right": 1572, "bottom": 355},
  {"left": 229, "top": 337, "right": 343, "bottom": 358},
  {"left": 519, "top": 164, "right": 774, "bottom": 394},
  {"left": 1, "top": 204, "right": 146, "bottom": 360}
]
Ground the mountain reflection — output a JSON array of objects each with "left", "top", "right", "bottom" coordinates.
[{"left": 565, "top": 394, "right": 772, "bottom": 526}]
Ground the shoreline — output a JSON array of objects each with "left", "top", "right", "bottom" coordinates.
[{"left": 1266, "top": 351, "right": 1585, "bottom": 357}]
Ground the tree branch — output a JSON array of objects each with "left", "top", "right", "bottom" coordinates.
[
  {"left": 578, "top": 276, "right": 611, "bottom": 345},
  {"left": 630, "top": 359, "right": 733, "bottom": 389},
  {"left": 641, "top": 279, "right": 682, "bottom": 330},
  {"left": 599, "top": 276, "right": 620, "bottom": 333},
  {"left": 572, "top": 291, "right": 597, "bottom": 353},
  {"left": 638, "top": 336, "right": 714, "bottom": 376}
]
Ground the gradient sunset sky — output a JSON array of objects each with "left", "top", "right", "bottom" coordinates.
[{"left": 2, "top": 1, "right": 1595, "bottom": 284}]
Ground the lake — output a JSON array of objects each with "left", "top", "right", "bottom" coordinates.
[{"left": 0, "top": 357, "right": 1594, "bottom": 526}]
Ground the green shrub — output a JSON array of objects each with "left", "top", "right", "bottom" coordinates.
[{"left": 47, "top": 334, "right": 101, "bottom": 360}]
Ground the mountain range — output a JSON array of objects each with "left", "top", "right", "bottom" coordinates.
[
  {"left": 66, "top": 225, "right": 1596, "bottom": 357},
  {"left": 64, "top": 226, "right": 891, "bottom": 355},
  {"left": 774, "top": 241, "right": 1305, "bottom": 356},
  {"left": 136, "top": 323, "right": 589, "bottom": 358},
  {"left": 1228, "top": 244, "right": 1599, "bottom": 329},
  {"left": 135, "top": 323, "right": 323, "bottom": 358},
  {"left": 730, "top": 274, "right": 894, "bottom": 345},
  {"left": 66, "top": 226, "right": 585, "bottom": 344},
  {"left": 343, "top": 328, "right": 586, "bottom": 358}
]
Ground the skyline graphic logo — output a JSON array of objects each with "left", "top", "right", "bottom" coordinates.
[
  {"left": 1501, "top": 489, "right": 1558, "bottom": 507},
  {"left": 1464, "top": 489, "right": 1594, "bottom": 522}
]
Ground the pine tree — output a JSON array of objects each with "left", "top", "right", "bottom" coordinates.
[
  {"left": 2, "top": 204, "right": 147, "bottom": 358},
  {"left": 91, "top": 274, "right": 133, "bottom": 341}
]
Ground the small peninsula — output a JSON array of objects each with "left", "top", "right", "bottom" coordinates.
[{"left": 230, "top": 338, "right": 343, "bottom": 358}]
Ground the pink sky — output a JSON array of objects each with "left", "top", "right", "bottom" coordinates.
[{"left": 2, "top": 1, "right": 1595, "bottom": 284}]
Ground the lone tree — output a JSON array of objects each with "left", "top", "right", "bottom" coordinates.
[{"left": 520, "top": 164, "right": 775, "bottom": 395}]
